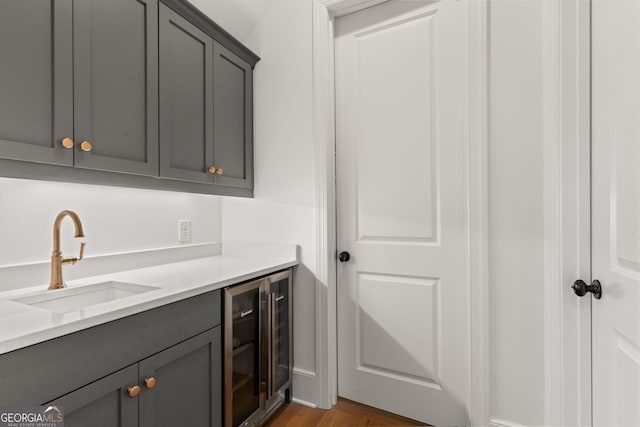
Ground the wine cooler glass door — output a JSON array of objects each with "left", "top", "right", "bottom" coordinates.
[{"left": 225, "top": 280, "right": 262, "bottom": 427}]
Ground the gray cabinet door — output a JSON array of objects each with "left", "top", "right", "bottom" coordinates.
[
  {"left": 159, "top": 4, "right": 214, "bottom": 184},
  {"left": 46, "top": 364, "right": 138, "bottom": 427},
  {"left": 73, "top": 0, "right": 159, "bottom": 176},
  {"left": 139, "top": 327, "right": 222, "bottom": 427},
  {"left": 0, "top": 1, "right": 73, "bottom": 166},
  {"left": 213, "top": 42, "right": 254, "bottom": 190}
]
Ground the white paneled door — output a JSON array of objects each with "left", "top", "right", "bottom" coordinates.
[
  {"left": 592, "top": 1, "right": 640, "bottom": 425},
  {"left": 335, "top": 1, "right": 470, "bottom": 425}
]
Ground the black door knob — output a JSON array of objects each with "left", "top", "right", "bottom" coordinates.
[
  {"left": 338, "top": 251, "right": 350, "bottom": 263},
  {"left": 572, "top": 279, "right": 602, "bottom": 299}
]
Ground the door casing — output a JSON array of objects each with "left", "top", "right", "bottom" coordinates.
[{"left": 544, "top": 0, "right": 592, "bottom": 425}]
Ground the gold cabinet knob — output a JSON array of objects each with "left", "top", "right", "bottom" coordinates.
[
  {"left": 144, "top": 377, "right": 156, "bottom": 389},
  {"left": 208, "top": 166, "right": 223, "bottom": 175},
  {"left": 80, "top": 140, "right": 93, "bottom": 152},
  {"left": 127, "top": 385, "right": 141, "bottom": 398},
  {"left": 61, "top": 137, "right": 74, "bottom": 149}
]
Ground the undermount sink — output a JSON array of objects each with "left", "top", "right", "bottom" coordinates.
[{"left": 12, "top": 281, "right": 159, "bottom": 314}]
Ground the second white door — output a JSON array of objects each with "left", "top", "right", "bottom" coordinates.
[
  {"left": 335, "top": 1, "right": 471, "bottom": 425},
  {"left": 592, "top": 0, "right": 640, "bottom": 425}
]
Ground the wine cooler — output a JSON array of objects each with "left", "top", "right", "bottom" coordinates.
[{"left": 224, "top": 269, "right": 292, "bottom": 427}]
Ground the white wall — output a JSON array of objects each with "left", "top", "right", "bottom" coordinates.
[
  {"left": 0, "top": 177, "right": 221, "bottom": 289},
  {"left": 221, "top": 0, "right": 318, "bottom": 406},
  {"left": 489, "top": 0, "right": 545, "bottom": 425},
  {"left": 188, "top": 0, "right": 277, "bottom": 41}
]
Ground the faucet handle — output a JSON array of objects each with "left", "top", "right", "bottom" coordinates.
[{"left": 62, "top": 241, "right": 86, "bottom": 266}]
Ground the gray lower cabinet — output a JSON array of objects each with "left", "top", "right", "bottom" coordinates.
[
  {"left": 0, "top": 290, "right": 222, "bottom": 424},
  {"left": 46, "top": 328, "right": 221, "bottom": 427},
  {"left": 47, "top": 364, "right": 139, "bottom": 427},
  {"left": 139, "top": 327, "right": 222, "bottom": 427}
]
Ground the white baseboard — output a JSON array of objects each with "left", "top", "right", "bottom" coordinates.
[
  {"left": 490, "top": 418, "right": 528, "bottom": 427},
  {"left": 292, "top": 397, "right": 317, "bottom": 408},
  {"left": 292, "top": 367, "right": 317, "bottom": 407}
]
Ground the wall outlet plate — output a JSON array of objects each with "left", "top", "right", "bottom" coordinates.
[{"left": 178, "top": 219, "right": 191, "bottom": 243}]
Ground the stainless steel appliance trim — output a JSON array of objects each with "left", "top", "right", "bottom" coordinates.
[
  {"left": 226, "top": 277, "right": 264, "bottom": 297},
  {"left": 266, "top": 269, "right": 290, "bottom": 284}
]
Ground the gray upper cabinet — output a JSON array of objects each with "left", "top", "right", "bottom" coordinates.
[
  {"left": 0, "top": 0, "right": 257, "bottom": 196},
  {"left": 0, "top": 0, "right": 158, "bottom": 176},
  {"left": 159, "top": 3, "right": 214, "bottom": 184},
  {"left": 213, "top": 42, "right": 254, "bottom": 190},
  {"left": 73, "top": 0, "right": 159, "bottom": 176},
  {"left": 0, "top": 1, "right": 74, "bottom": 166}
]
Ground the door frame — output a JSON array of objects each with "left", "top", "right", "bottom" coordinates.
[
  {"left": 542, "top": 0, "right": 592, "bottom": 426},
  {"left": 311, "top": 0, "right": 490, "bottom": 424}
]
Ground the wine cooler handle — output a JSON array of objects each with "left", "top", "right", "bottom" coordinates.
[
  {"left": 270, "top": 292, "right": 276, "bottom": 398},
  {"left": 265, "top": 292, "right": 274, "bottom": 400}
]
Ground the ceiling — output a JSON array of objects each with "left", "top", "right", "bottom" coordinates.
[{"left": 188, "top": 0, "right": 277, "bottom": 41}]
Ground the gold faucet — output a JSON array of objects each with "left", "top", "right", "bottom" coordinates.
[{"left": 49, "top": 210, "right": 86, "bottom": 290}]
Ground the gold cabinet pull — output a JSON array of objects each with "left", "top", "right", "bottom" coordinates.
[
  {"left": 127, "top": 385, "right": 141, "bottom": 398},
  {"left": 80, "top": 140, "right": 93, "bottom": 152},
  {"left": 144, "top": 377, "right": 156, "bottom": 389},
  {"left": 214, "top": 167, "right": 223, "bottom": 175},
  {"left": 61, "top": 137, "right": 74, "bottom": 149}
]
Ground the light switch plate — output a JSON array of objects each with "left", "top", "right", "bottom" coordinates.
[{"left": 178, "top": 219, "right": 191, "bottom": 243}]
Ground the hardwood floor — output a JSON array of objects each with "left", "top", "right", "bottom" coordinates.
[{"left": 264, "top": 398, "right": 428, "bottom": 427}]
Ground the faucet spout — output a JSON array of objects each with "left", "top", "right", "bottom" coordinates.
[{"left": 49, "top": 210, "right": 86, "bottom": 290}]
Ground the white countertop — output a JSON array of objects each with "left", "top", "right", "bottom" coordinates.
[{"left": 0, "top": 243, "right": 298, "bottom": 355}]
